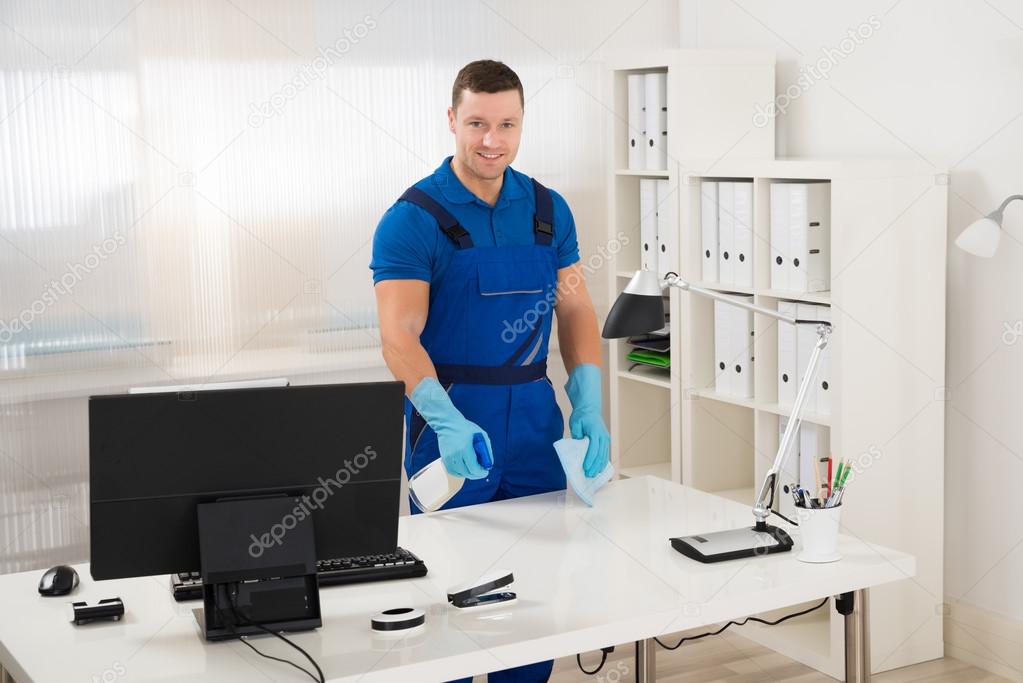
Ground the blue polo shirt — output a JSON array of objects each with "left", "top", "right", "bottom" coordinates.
[{"left": 370, "top": 157, "right": 580, "bottom": 286}]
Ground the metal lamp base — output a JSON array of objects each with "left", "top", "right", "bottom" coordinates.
[{"left": 670, "top": 523, "right": 794, "bottom": 563}]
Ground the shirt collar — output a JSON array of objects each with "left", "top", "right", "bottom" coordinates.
[{"left": 432, "top": 156, "right": 527, "bottom": 207}]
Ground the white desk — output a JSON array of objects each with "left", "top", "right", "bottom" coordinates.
[{"left": 0, "top": 476, "right": 913, "bottom": 682}]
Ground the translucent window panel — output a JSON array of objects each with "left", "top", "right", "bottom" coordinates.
[{"left": 0, "top": 0, "right": 678, "bottom": 573}]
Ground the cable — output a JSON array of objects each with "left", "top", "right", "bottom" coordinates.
[
  {"left": 769, "top": 509, "right": 797, "bottom": 527},
  {"left": 654, "top": 598, "right": 828, "bottom": 650},
  {"left": 238, "top": 635, "right": 322, "bottom": 683},
  {"left": 575, "top": 645, "right": 615, "bottom": 675},
  {"left": 576, "top": 650, "right": 608, "bottom": 675},
  {"left": 222, "top": 584, "right": 326, "bottom": 683}
]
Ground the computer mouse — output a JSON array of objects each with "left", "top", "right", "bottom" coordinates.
[{"left": 38, "top": 565, "right": 79, "bottom": 596}]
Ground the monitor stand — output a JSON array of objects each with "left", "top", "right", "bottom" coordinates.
[{"left": 194, "top": 495, "right": 321, "bottom": 641}]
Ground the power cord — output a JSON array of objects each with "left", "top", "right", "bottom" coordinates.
[
  {"left": 771, "top": 508, "right": 798, "bottom": 526},
  {"left": 222, "top": 584, "right": 326, "bottom": 683},
  {"left": 654, "top": 597, "right": 828, "bottom": 650},
  {"left": 576, "top": 646, "right": 614, "bottom": 675}
]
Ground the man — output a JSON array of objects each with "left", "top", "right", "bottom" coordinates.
[{"left": 370, "top": 60, "right": 610, "bottom": 683}]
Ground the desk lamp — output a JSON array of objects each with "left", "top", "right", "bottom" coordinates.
[{"left": 603, "top": 270, "right": 832, "bottom": 562}]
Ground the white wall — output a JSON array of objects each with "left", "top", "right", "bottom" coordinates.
[{"left": 680, "top": 0, "right": 1023, "bottom": 651}]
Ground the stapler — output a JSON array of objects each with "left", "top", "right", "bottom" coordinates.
[{"left": 446, "top": 569, "right": 516, "bottom": 609}]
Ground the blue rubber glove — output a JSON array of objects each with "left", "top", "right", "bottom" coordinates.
[
  {"left": 565, "top": 364, "right": 611, "bottom": 478},
  {"left": 410, "top": 377, "right": 492, "bottom": 480}
]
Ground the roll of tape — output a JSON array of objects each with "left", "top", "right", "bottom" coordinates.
[{"left": 371, "top": 607, "right": 425, "bottom": 633}]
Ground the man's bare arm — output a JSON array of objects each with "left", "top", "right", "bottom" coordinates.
[
  {"left": 375, "top": 279, "right": 437, "bottom": 397},
  {"left": 554, "top": 263, "right": 602, "bottom": 373}
]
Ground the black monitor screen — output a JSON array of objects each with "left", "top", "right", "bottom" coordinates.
[{"left": 89, "top": 381, "right": 405, "bottom": 580}]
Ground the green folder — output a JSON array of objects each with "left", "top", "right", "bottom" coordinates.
[{"left": 626, "top": 349, "right": 670, "bottom": 368}]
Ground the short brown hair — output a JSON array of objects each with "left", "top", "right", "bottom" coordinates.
[{"left": 451, "top": 60, "right": 524, "bottom": 110}]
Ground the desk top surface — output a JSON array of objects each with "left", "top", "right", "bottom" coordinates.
[{"left": 0, "top": 476, "right": 914, "bottom": 682}]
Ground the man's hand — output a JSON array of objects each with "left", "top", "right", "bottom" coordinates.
[
  {"left": 565, "top": 364, "right": 611, "bottom": 477},
  {"left": 411, "top": 377, "right": 492, "bottom": 480}
]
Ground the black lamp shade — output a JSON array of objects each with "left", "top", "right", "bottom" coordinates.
[{"left": 601, "top": 270, "right": 666, "bottom": 339}]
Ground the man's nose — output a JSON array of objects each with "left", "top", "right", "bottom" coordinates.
[{"left": 482, "top": 130, "right": 494, "bottom": 147}]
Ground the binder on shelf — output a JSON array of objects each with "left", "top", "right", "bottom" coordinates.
[
  {"left": 788, "top": 182, "right": 831, "bottom": 293},
  {"left": 730, "top": 295, "right": 754, "bottom": 399},
  {"left": 640, "top": 179, "right": 658, "bottom": 273},
  {"left": 627, "top": 74, "right": 645, "bottom": 170},
  {"left": 656, "top": 179, "right": 678, "bottom": 277},
  {"left": 777, "top": 300, "right": 798, "bottom": 409},
  {"left": 713, "top": 299, "right": 732, "bottom": 396},
  {"left": 717, "top": 181, "right": 735, "bottom": 286},
  {"left": 769, "top": 182, "right": 790, "bottom": 290},
  {"left": 805, "top": 183, "right": 831, "bottom": 293},
  {"left": 733, "top": 181, "right": 754, "bottom": 288},
  {"left": 700, "top": 181, "right": 719, "bottom": 283},
  {"left": 643, "top": 72, "right": 667, "bottom": 170},
  {"left": 713, "top": 295, "right": 753, "bottom": 398},
  {"left": 779, "top": 416, "right": 800, "bottom": 520},
  {"left": 814, "top": 304, "right": 832, "bottom": 415},
  {"left": 796, "top": 302, "right": 820, "bottom": 413}
]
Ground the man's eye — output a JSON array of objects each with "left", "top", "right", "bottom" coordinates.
[{"left": 469, "top": 122, "right": 483, "bottom": 127}]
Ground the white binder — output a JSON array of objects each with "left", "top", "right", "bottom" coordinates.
[
  {"left": 777, "top": 300, "right": 798, "bottom": 409},
  {"left": 799, "top": 422, "right": 830, "bottom": 495},
  {"left": 731, "top": 296, "right": 754, "bottom": 398},
  {"left": 814, "top": 304, "right": 832, "bottom": 415},
  {"left": 788, "top": 182, "right": 831, "bottom": 293},
  {"left": 656, "top": 179, "right": 677, "bottom": 277},
  {"left": 779, "top": 416, "right": 800, "bottom": 519},
  {"left": 806, "top": 183, "right": 831, "bottom": 292},
  {"left": 713, "top": 299, "right": 732, "bottom": 396},
  {"left": 796, "top": 302, "right": 820, "bottom": 413},
  {"left": 640, "top": 179, "right": 658, "bottom": 273},
  {"left": 701, "top": 181, "right": 719, "bottom": 283},
  {"left": 733, "top": 181, "right": 754, "bottom": 288},
  {"left": 627, "top": 74, "right": 645, "bottom": 171},
  {"left": 770, "top": 183, "right": 790, "bottom": 290},
  {"left": 717, "top": 181, "right": 735, "bottom": 286},
  {"left": 644, "top": 73, "right": 667, "bottom": 170}
]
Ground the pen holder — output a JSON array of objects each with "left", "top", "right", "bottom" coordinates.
[{"left": 796, "top": 504, "right": 842, "bottom": 563}]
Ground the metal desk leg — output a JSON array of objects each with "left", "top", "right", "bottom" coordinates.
[
  {"left": 635, "top": 638, "right": 656, "bottom": 682},
  {"left": 844, "top": 588, "right": 870, "bottom": 682}
]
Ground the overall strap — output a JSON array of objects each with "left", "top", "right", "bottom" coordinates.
[
  {"left": 531, "top": 178, "right": 555, "bottom": 246},
  {"left": 399, "top": 186, "right": 474, "bottom": 249}
]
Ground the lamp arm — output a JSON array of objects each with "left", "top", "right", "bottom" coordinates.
[
  {"left": 662, "top": 273, "right": 798, "bottom": 325},
  {"left": 752, "top": 325, "right": 831, "bottom": 524},
  {"left": 660, "top": 271, "right": 834, "bottom": 525},
  {"left": 994, "top": 195, "right": 1023, "bottom": 218}
]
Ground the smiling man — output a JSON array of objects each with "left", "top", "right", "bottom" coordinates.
[{"left": 369, "top": 60, "right": 610, "bottom": 681}]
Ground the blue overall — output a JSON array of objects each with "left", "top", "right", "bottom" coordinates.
[{"left": 399, "top": 179, "right": 565, "bottom": 683}]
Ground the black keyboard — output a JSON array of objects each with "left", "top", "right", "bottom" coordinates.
[{"left": 171, "top": 547, "right": 428, "bottom": 601}]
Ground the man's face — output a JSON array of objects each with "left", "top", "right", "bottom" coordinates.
[{"left": 448, "top": 89, "right": 523, "bottom": 182}]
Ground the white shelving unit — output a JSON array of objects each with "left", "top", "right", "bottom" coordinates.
[
  {"left": 605, "top": 49, "right": 775, "bottom": 485},
  {"left": 677, "top": 158, "right": 947, "bottom": 676},
  {"left": 605, "top": 52, "right": 946, "bottom": 678}
]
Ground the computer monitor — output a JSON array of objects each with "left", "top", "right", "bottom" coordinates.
[
  {"left": 127, "top": 377, "right": 290, "bottom": 394},
  {"left": 88, "top": 381, "right": 405, "bottom": 582}
]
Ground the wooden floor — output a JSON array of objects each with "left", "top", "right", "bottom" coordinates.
[{"left": 546, "top": 632, "right": 1012, "bottom": 682}]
